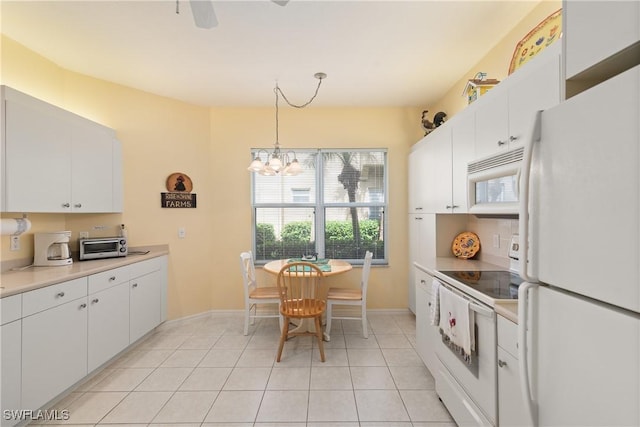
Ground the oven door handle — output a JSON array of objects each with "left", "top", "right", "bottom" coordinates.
[{"left": 469, "top": 302, "right": 493, "bottom": 318}]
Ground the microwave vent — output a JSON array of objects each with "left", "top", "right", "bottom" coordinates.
[{"left": 467, "top": 146, "right": 524, "bottom": 174}]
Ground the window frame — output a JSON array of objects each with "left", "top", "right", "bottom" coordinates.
[{"left": 250, "top": 148, "right": 388, "bottom": 266}]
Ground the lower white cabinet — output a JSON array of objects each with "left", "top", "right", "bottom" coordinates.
[
  {"left": 415, "top": 267, "right": 440, "bottom": 375},
  {"left": 88, "top": 282, "right": 130, "bottom": 372},
  {"left": 0, "top": 255, "right": 167, "bottom": 420},
  {"left": 1, "top": 320, "right": 21, "bottom": 427},
  {"left": 1, "top": 294, "right": 22, "bottom": 427},
  {"left": 21, "top": 297, "right": 88, "bottom": 411},
  {"left": 497, "top": 315, "right": 531, "bottom": 426},
  {"left": 130, "top": 269, "right": 162, "bottom": 343}
]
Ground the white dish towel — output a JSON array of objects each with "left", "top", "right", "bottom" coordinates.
[
  {"left": 438, "top": 285, "right": 475, "bottom": 364},
  {"left": 430, "top": 279, "right": 440, "bottom": 326}
]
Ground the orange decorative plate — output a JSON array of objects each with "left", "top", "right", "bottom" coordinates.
[
  {"left": 452, "top": 231, "right": 480, "bottom": 259},
  {"left": 508, "top": 8, "right": 562, "bottom": 75}
]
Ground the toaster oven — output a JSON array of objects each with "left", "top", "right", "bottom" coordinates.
[{"left": 79, "top": 237, "right": 128, "bottom": 260}]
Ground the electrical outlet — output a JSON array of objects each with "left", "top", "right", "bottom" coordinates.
[
  {"left": 492, "top": 234, "right": 500, "bottom": 248},
  {"left": 10, "top": 235, "right": 20, "bottom": 251},
  {"left": 79, "top": 231, "right": 89, "bottom": 239},
  {"left": 178, "top": 227, "right": 186, "bottom": 239}
]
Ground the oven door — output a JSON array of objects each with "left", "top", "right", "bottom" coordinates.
[{"left": 435, "top": 282, "right": 497, "bottom": 425}]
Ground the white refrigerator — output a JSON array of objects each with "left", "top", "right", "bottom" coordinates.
[{"left": 518, "top": 64, "right": 640, "bottom": 426}]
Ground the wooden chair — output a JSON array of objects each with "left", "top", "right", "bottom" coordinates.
[
  {"left": 324, "top": 251, "right": 373, "bottom": 341},
  {"left": 239, "top": 251, "right": 283, "bottom": 335},
  {"left": 276, "top": 262, "right": 326, "bottom": 363}
]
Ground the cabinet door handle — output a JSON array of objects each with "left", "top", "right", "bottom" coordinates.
[
  {"left": 497, "top": 140, "right": 508, "bottom": 146},
  {"left": 420, "top": 280, "right": 426, "bottom": 284},
  {"left": 446, "top": 205, "right": 459, "bottom": 209},
  {"left": 509, "top": 135, "right": 518, "bottom": 142},
  {"left": 79, "top": 303, "right": 87, "bottom": 309},
  {"left": 62, "top": 203, "right": 70, "bottom": 208},
  {"left": 109, "top": 276, "right": 117, "bottom": 281},
  {"left": 132, "top": 283, "right": 138, "bottom": 288},
  {"left": 415, "top": 217, "right": 423, "bottom": 220},
  {"left": 56, "top": 292, "right": 65, "bottom": 298},
  {"left": 416, "top": 207, "right": 423, "bottom": 210},
  {"left": 92, "top": 298, "right": 99, "bottom": 304},
  {"left": 498, "top": 359, "right": 507, "bottom": 368},
  {"left": 428, "top": 302, "right": 432, "bottom": 307},
  {"left": 74, "top": 203, "right": 82, "bottom": 208}
]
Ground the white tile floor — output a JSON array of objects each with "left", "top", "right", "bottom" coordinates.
[{"left": 30, "top": 312, "right": 455, "bottom": 427}]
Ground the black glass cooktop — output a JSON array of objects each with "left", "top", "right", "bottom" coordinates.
[{"left": 438, "top": 270, "right": 523, "bottom": 300}]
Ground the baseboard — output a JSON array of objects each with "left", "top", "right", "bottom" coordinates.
[{"left": 162, "top": 307, "right": 412, "bottom": 325}]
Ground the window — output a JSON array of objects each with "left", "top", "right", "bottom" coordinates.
[{"left": 251, "top": 149, "right": 387, "bottom": 265}]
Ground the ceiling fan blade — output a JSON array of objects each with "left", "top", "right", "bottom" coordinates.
[
  {"left": 271, "top": 0, "right": 289, "bottom": 6},
  {"left": 189, "top": 0, "right": 218, "bottom": 29}
]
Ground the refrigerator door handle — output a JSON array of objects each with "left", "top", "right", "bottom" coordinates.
[
  {"left": 518, "top": 110, "right": 542, "bottom": 282},
  {"left": 518, "top": 281, "right": 538, "bottom": 426}
]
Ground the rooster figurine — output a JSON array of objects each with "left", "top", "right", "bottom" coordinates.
[{"left": 421, "top": 110, "right": 434, "bottom": 136}]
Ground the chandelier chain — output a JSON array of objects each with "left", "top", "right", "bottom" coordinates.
[
  {"left": 274, "top": 77, "right": 324, "bottom": 109},
  {"left": 273, "top": 76, "right": 324, "bottom": 146}
]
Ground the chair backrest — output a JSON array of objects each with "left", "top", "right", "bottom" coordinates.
[
  {"left": 361, "top": 251, "right": 373, "bottom": 303},
  {"left": 239, "top": 251, "right": 257, "bottom": 301},
  {"left": 276, "top": 262, "right": 325, "bottom": 316}
]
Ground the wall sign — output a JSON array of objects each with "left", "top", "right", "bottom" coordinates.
[{"left": 161, "top": 172, "right": 197, "bottom": 208}]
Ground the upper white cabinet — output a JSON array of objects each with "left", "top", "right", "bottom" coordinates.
[
  {"left": 449, "top": 110, "right": 475, "bottom": 213},
  {"left": 1, "top": 86, "right": 123, "bottom": 213},
  {"left": 422, "top": 126, "right": 454, "bottom": 214},
  {"left": 408, "top": 140, "right": 428, "bottom": 213},
  {"left": 419, "top": 114, "right": 473, "bottom": 214},
  {"left": 475, "top": 43, "right": 562, "bottom": 159},
  {"left": 564, "top": 0, "right": 640, "bottom": 83}
]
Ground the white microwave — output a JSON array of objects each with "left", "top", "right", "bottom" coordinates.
[{"left": 467, "top": 147, "right": 524, "bottom": 214}]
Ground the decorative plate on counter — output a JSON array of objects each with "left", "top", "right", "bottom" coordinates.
[{"left": 452, "top": 231, "right": 480, "bottom": 259}]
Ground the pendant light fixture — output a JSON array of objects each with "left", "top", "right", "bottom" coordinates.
[{"left": 248, "top": 72, "right": 326, "bottom": 176}]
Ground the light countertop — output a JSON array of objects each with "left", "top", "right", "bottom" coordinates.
[
  {"left": 0, "top": 245, "right": 169, "bottom": 298},
  {"left": 495, "top": 301, "right": 519, "bottom": 323}
]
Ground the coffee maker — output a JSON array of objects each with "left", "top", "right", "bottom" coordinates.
[{"left": 34, "top": 231, "right": 73, "bottom": 266}]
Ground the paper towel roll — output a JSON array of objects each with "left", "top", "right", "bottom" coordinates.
[{"left": 1, "top": 218, "right": 32, "bottom": 235}]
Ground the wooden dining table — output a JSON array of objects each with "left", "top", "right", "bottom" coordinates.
[
  {"left": 262, "top": 258, "right": 353, "bottom": 335},
  {"left": 262, "top": 258, "right": 353, "bottom": 276}
]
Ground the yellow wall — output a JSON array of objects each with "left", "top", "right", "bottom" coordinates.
[
  {"left": 0, "top": 35, "right": 419, "bottom": 318},
  {"left": 1, "top": 2, "right": 560, "bottom": 319},
  {"left": 430, "top": 1, "right": 561, "bottom": 119}
]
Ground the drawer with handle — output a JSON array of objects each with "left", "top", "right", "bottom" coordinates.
[
  {"left": 23, "top": 277, "right": 88, "bottom": 317},
  {"left": 88, "top": 265, "right": 132, "bottom": 294}
]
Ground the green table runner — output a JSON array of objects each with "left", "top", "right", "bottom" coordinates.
[{"left": 287, "top": 258, "right": 331, "bottom": 272}]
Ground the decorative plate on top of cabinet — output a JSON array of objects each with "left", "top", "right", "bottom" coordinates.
[{"left": 452, "top": 231, "right": 480, "bottom": 259}]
